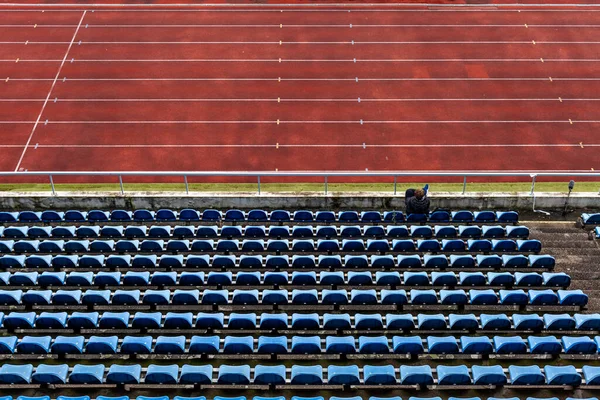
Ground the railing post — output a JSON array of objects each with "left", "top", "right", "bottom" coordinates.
[
  {"left": 324, "top": 176, "right": 328, "bottom": 195},
  {"left": 184, "top": 175, "right": 189, "bottom": 195},
  {"left": 118, "top": 175, "right": 124, "bottom": 195},
  {"left": 49, "top": 175, "right": 56, "bottom": 196},
  {"left": 393, "top": 176, "right": 397, "bottom": 195},
  {"left": 462, "top": 176, "right": 467, "bottom": 195},
  {"left": 257, "top": 176, "right": 261, "bottom": 195},
  {"left": 530, "top": 174, "right": 537, "bottom": 196}
]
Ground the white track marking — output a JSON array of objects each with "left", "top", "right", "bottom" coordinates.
[
  {"left": 2, "top": 98, "right": 600, "bottom": 102},
  {"left": 5, "top": 58, "right": 600, "bottom": 62},
  {"left": 2, "top": 143, "right": 599, "bottom": 148},
  {"left": 18, "top": 120, "right": 595, "bottom": 124},
  {"left": 5, "top": 40, "right": 600, "bottom": 44},
  {"left": 1, "top": 4, "right": 600, "bottom": 8},
  {"left": 13, "top": 10, "right": 86, "bottom": 172},
  {"left": 7, "top": 77, "right": 600, "bottom": 82}
]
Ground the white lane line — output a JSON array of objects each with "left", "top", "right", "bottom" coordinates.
[
  {"left": 4, "top": 143, "right": 600, "bottom": 148},
  {"left": 6, "top": 58, "right": 599, "bottom": 62},
  {"left": 7, "top": 77, "right": 600, "bottom": 82},
  {"left": 2, "top": 4, "right": 600, "bottom": 9},
  {"left": 6, "top": 40, "right": 600, "bottom": 44},
  {"left": 13, "top": 10, "right": 87, "bottom": 172},
  {"left": 3, "top": 23, "right": 600, "bottom": 28},
  {"left": 32, "top": 120, "right": 590, "bottom": 124},
  {"left": 3, "top": 98, "right": 600, "bottom": 102}
]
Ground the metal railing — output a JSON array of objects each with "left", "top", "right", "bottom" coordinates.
[{"left": 1, "top": 171, "right": 599, "bottom": 196}]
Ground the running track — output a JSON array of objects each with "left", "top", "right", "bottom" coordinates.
[{"left": 1, "top": 5, "right": 600, "bottom": 182}]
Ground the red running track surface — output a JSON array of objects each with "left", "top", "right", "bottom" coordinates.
[{"left": 0, "top": 5, "right": 599, "bottom": 183}]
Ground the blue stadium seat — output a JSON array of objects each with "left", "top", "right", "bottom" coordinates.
[
  {"left": 386, "top": 314, "right": 415, "bottom": 331},
  {"left": 399, "top": 365, "right": 433, "bottom": 385},
  {"left": 461, "top": 336, "right": 493, "bottom": 354},
  {"left": 106, "top": 364, "right": 142, "bottom": 384},
  {"left": 179, "top": 364, "right": 212, "bottom": 384},
  {"left": 427, "top": 336, "right": 459, "bottom": 354},
  {"left": 542, "top": 272, "right": 571, "bottom": 287},
  {"left": 18, "top": 211, "right": 42, "bottom": 222},
  {"left": 514, "top": 272, "right": 543, "bottom": 286},
  {"left": 189, "top": 336, "right": 219, "bottom": 354},
  {"left": 471, "top": 365, "right": 507, "bottom": 385},
  {"left": 155, "top": 336, "right": 186, "bottom": 354},
  {"left": 99, "top": 312, "right": 129, "bottom": 329},
  {"left": 260, "top": 313, "right": 287, "bottom": 330},
  {"left": 381, "top": 289, "right": 408, "bottom": 305},
  {"left": 508, "top": 365, "right": 544, "bottom": 385},
  {"left": 513, "top": 313, "right": 543, "bottom": 330},
  {"left": 544, "top": 313, "right": 575, "bottom": 330},
  {"left": 518, "top": 239, "right": 542, "bottom": 253},
  {"left": 164, "top": 312, "right": 193, "bottom": 329},
  {"left": 418, "top": 314, "right": 447, "bottom": 329},
  {"left": 37, "top": 312, "right": 67, "bottom": 329},
  {"left": 291, "top": 336, "right": 321, "bottom": 354},
  {"left": 32, "top": 364, "right": 69, "bottom": 384},
  {"left": 437, "top": 365, "right": 471, "bottom": 385},
  {"left": 121, "top": 336, "right": 153, "bottom": 354},
  {"left": 364, "top": 365, "right": 396, "bottom": 385},
  {"left": 529, "top": 289, "right": 559, "bottom": 305},
  {"left": 392, "top": 240, "right": 416, "bottom": 252},
  {"left": 223, "top": 336, "right": 253, "bottom": 354},
  {"left": 529, "top": 255, "right": 555, "bottom": 268},
  {"left": 467, "top": 240, "right": 492, "bottom": 252},
  {"left": 507, "top": 226, "right": 529, "bottom": 238},
  {"left": 145, "top": 364, "right": 180, "bottom": 384},
  {"left": 558, "top": 289, "right": 588, "bottom": 306},
  {"left": 218, "top": 365, "right": 251, "bottom": 384},
  {"left": 257, "top": 336, "right": 287, "bottom": 354},
  {"left": 494, "top": 336, "right": 527, "bottom": 354},
  {"left": 323, "top": 313, "right": 351, "bottom": 330},
  {"left": 132, "top": 312, "right": 162, "bottom": 329},
  {"left": 0, "top": 364, "right": 33, "bottom": 383},
  {"left": 393, "top": 336, "right": 423, "bottom": 354},
  {"left": 440, "top": 289, "right": 468, "bottom": 305},
  {"left": 529, "top": 336, "right": 562, "bottom": 355},
  {"left": 0, "top": 337, "right": 17, "bottom": 354},
  {"left": 575, "top": 313, "right": 600, "bottom": 330},
  {"left": 291, "top": 314, "right": 319, "bottom": 330},
  {"left": 582, "top": 366, "right": 600, "bottom": 385},
  {"left": 326, "top": 336, "right": 356, "bottom": 354},
  {"left": 68, "top": 312, "right": 99, "bottom": 329},
  {"left": 254, "top": 365, "right": 286, "bottom": 385},
  {"left": 328, "top": 365, "right": 360, "bottom": 385},
  {"left": 359, "top": 336, "right": 389, "bottom": 354},
  {"left": 339, "top": 211, "right": 359, "bottom": 222},
  {"left": 459, "top": 272, "right": 485, "bottom": 286},
  {"left": 449, "top": 314, "right": 478, "bottom": 330},
  {"left": 411, "top": 289, "right": 437, "bottom": 305},
  {"left": 290, "top": 365, "right": 322, "bottom": 385},
  {"left": 480, "top": 314, "right": 511, "bottom": 330},
  {"left": 23, "top": 289, "right": 52, "bottom": 305},
  {"left": 562, "top": 336, "right": 597, "bottom": 354},
  {"left": 51, "top": 335, "right": 84, "bottom": 354},
  {"left": 355, "top": 313, "right": 384, "bottom": 330},
  {"left": 499, "top": 289, "right": 528, "bottom": 305},
  {"left": 69, "top": 364, "right": 105, "bottom": 384},
  {"left": 86, "top": 336, "right": 118, "bottom": 354}
]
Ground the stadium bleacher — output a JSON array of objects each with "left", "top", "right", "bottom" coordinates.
[{"left": 0, "top": 208, "right": 598, "bottom": 399}]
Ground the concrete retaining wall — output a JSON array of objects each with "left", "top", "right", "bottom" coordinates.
[{"left": 0, "top": 191, "right": 597, "bottom": 211}]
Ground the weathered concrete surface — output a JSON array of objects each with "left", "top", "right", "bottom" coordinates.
[{"left": 0, "top": 191, "right": 598, "bottom": 211}]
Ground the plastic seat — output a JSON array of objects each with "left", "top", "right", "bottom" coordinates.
[
  {"left": 248, "top": 209, "right": 268, "bottom": 222},
  {"left": 51, "top": 335, "right": 84, "bottom": 354},
  {"left": 290, "top": 365, "right": 322, "bottom": 385},
  {"left": 17, "top": 336, "right": 51, "bottom": 354},
  {"left": 132, "top": 312, "right": 162, "bottom": 329},
  {"left": 407, "top": 213, "right": 427, "bottom": 223},
  {"left": 351, "top": 289, "right": 377, "bottom": 305},
  {"left": 563, "top": 336, "right": 597, "bottom": 354},
  {"left": 392, "top": 336, "right": 424, "bottom": 354},
  {"left": 155, "top": 336, "right": 186, "bottom": 354},
  {"left": 392, "top": 240, "right": 416, "bottom": 252},
  {"left": 196, "top": 313, "right": 224, "bottom": 329},
  {"left": 494, "top": 336, "right": 527, "bottom": 354},
  {"left": 228, "top": 313, "right": 257, "bottom": 330},
  {"left": 202, "top": 289, "right": 229, "bottom": 305},
  {"left": 327, "top": 365, "right": 360, "bottom": 385},
  {"left": 472, "top": 365, "right": 507, "bottom": 385},
  {"left": 291, "top": 313, "right": 319, "bottom": 330},
  {"left": 365, "top": 226, "right": 385, "bottom": 237},
  {"left": 529, "top": 336, "right": 562, "bottom": 355},
  {"left": 410, "top": 289, "right": 437, "bottom": 305},
  {"left": 418, "top": 314, "right": 447, "bottom": 330},
  {"left": 480, "top": 313, "right": 511, "bottom": 330},
  {"left": 326, "top": 336, "right": 356, "bottom": 354},
  {"left": 36, "top": 312, "right": 67, "bottom": 329},
  {"left": 260, "top": 313, "right": 288, "bottom": 330},
  {"left": 254, "top": 365, "right": 286, "bottom": 385},
  {"left": 291, "top": 336, "right": 321, "bottom": 354},
  {"left": 381, "top": 289, "right": 407, "bottom": 305},
  {"left": 223, "top": 336, "right": 253, "bottom": 354},
  {"left": 112, "top": 289, "right": 140, "bottom": 305},
  {"left": 22, "top": 289, "right": 52, "bottom": 305},
  {"left": 459, "top": 272, "right": 485, "bottom": 286},
  {"left": 32, "top": 364, "right": 69, "bottom": 384},
  {"left": 375, "top": 271, "right": 401, "bottom": 286},
  {"left": 437, "top": 365, "right": 471, "bottom": 385},
  {"left": 179, "top": 364, "right": 212, "bottom": 384},
  {"left": 575, "top": 313, "right": 600, "bottom": 330},
  {"left": 224, "top": 209, "right": 245, "bottom": 222},
  {"left": 544, "top": 313, "right": 575, "bottom": 330},
  {"left": 440, "top": 290, "right": 468, "bottom": 305},
  {"left": 323, "top": 313, "right": 351, "bottom": 330},
  {"left": 467, "top": 239, "right": 492, "bottom": 252},
  {"left": 364, "top": 365, "right": 396, "bottom": 385},
  {"left": 423, "top": 254, "right": 447, "bottom": 268},
  {"left": 417, "top": 239, "right": 440, "bottom": 252},
  {"left": 461, "top": 336, "right": 493, "bottom": 354},
  {"left": 582, "top": 366, "right": 600, "bottom": 385},
  {"left": 106, "top": 364, "right": 142, "bottom": 384},
  {"left": 0, "top": 364, "right": 33, "bottom": 383},
  {"left": 398, "top": 254, "right": 421, "bottom": 268},
  {"left": 164, "top": 312, "right": 194, "bottom": 329},
  {"left": 355, "top": 313, "right": 384, "bottom": 330},
  {"left": 99, "top": 312, "right": 129, "bottom": 329},
  {"left": 508, "top": 365, "right": 544, "bottom": 385},
  {"left": 189, "top": 336, "right": 220, "bottom": 354},
  {"left": 448, "top": 314, "right": 478, "bottom": 330},
  {"left": 93, "top": 271, "right": 121, "bottom": 286},
  {"left": 427, "top": 336, "right": 459, "bottom": 354},
  {"left": 121, "top": 336, "right": 153, "bottom": 354},
  {"left": 558, "top": 289, "right": 588, "bottom": 306},
  {"left": 69, "top": 364, "right": 105, "bottom": 384},
  {"left": 218, "top": 364, "right": 251, "bottom": 384},
  {"left": 359, "top": 336, "right": 389, "bottom": 354},
  {"left": 499, "top": 289, "right": 528, "bottom": 305},
  {"left": 513, "top": 313, "right": 544, "bottom": 330},
  {"left": 518, "top": 239, "right": 542, "bottom": 253},
  {"left": 257, "top": 336, "right": 287, "bottom": 354},
  {"left": 399, "top": 365, "right": 433, "bottom": 385},
  {"left": 86, "top": 336, "right": 119, "bottom": 354},
  {"left": 322, "top": 289, "right": 348, "bottom": 305}
]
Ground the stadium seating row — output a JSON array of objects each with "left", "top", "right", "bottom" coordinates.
[
  {"left": 0, "top": 253, "right": 556, "bottom": 270},
  {"left": 0, "top": 270, "right": 570, "bottom": 288},
  {"left": 3, "top": 334, "right": 600, "bottom": 355},
  {"left": 0, "top": 363, "right": 598, "bottom": 386},
  {"left": 2, "top": 311, "right": 597, "bottom": 331},
  {"left": 0, "top": 225, "right": 530, "bottom": 240},
  {"left": 0, "top": 288, "right": 587, "bottom": 306},
  {"left": 0, "top": 210, "right": 518, "bottom": 223},
  {"left": 0, "top": 238, "right": 543, "bottom": 254}
]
